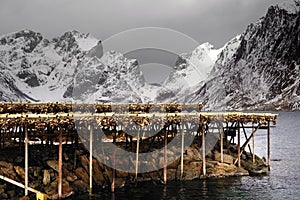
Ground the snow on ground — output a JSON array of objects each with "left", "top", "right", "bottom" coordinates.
[{"left": 74, "top": 34, "right": 99, "bottom": 52}]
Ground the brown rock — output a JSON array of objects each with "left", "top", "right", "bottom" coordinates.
[
  {"left": 73, "top": 180, "right": 89, "bottom": 192},
  {"left": 114, "top": 178, "right": 126, "bottom": 188},
  {"left": 7, "top": 190, "right": 15, "bottom": 199},
  {"left": 63, "top": 152, "right": 69, "bottom": 161},
  {"left": 80, "top": 155, "right": 90, "bottom": 172},
  {"left": 1, "top": 167, "right": 17, "bottom": 180},
  {"left": 47, "top": 160, "right": 59, "bottom": 172},
  {"left": 185, "top": 146, "right": 201, "bottom": 161},
  {"left": 18, "top": 196, "right": 30, "bottom": 200},
  {"left": 167, "top": 169, "right": 179, "bottom": 180},
  {"left": 63, "top": 168, "right": 77, "bottom": 182},
  {"left": 43, "top": 169, "right": 51, "bottom": 185},
  {"left": 214, "top": 152, "right": 234, "bottom": 164},
  {"left": 92, "top": 159, "right": 105, "bottom": 185},
  {"left": 0, "top": 161, "right": 13, "bottom": 170},
  {"left": 46, "top": 179, "right": 74, "bottom": 200},
  {"left": 168, "top": 158, "right": 180, "bottom": 169},
  {"left": 116, "top": 170, "right": 128, "bottom": 178},
  {"left": 14, "top": 166, "right": 25, "bottom": 180},
  {"left": 207, "top": 162, "right": 238, "bottom": 177},
  {"left": 75, "top": 167, "right": 89, "bottom": 183}
]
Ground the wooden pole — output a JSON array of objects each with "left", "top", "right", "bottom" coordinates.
[
  {"left": 180, "top": 125, "right": 184, "bottom": 180},
  {"left": 233, "top": 124, "right": 262, "bottom": 165},
  {"left": 0, "top": 174, "right": 49, "bottom": 198},
  {"left": 111, "top": 148, "right": 116, "bottom": 193},
  {"left": 89, "top": 126, "right": 93, "bottom": 195},
  {"left": 202, "top": 125, "right": 206, "bottom": 177},
  {"left": 241, "top": 123, "right": 253, "bottom": 154},
  {"left": 267, "top": 120, "right": 271, "bottom": 171},
  {"left": 163, "top": 127, "right": 167, "bottom": 184},
  {"left": 135, "top": 126, "right": 140, "bottom": 181},
  {"left": 24, "top": 123, "right": 28, "bottom": 196},
  {"left": 252, "top": 122, "right": 255, "bottom": 163},
  {"left": 219, "top": 123, "right": 224, "bottom": 163},
  {"left": 58, "top": 128, "right": 63, "bottom": 199},
  {"left": 237, "top": 121, "right": 241, "bottom": 168}
]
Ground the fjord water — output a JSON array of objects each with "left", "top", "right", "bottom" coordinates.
[{"left": 79, "top": 112, "right": 300, "bottom": 199}]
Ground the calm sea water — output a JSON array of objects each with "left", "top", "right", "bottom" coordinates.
[{"left": 78, "top": 112, "right": 300, "bottom": 200}]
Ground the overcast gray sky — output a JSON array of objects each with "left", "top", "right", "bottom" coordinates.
[{"left": 0, "top": 0, "right": 287, "bottom": 48}]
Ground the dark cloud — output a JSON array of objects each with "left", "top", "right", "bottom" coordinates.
[{"left": 0, "top": 0, "right": 287, "bottom": 47}]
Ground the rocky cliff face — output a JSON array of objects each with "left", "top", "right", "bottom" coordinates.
[{"left": 187, "top": 1, "right": 300, "bottom": 111}]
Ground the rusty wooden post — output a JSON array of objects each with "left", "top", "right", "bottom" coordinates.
[
  {"left": 202, "top": 125, "right": 206, "bottom": 176},
  {"left": 163, "top": 127, "right": 168, "bottom": 184},
  {"left": 219, "top": 122, "right": 224, "bottom": 163},
  {"left": 111, "top": 148, "right": 116, "bottom": 193},
  {"left": 89, "top": 125, "right": 93, "bottom": 195},
  {"left": 24, "top": 123, "right": 28, "bottom": 196},
  {"left": 267, "top": 120, "right": 270, "bottom": 171},
  {"left": 180, "top": 125, "right": 184, "bottom": 180},
  {"left": 58, "top": 128, "right": 63, "bottom": 199},
  {"left": 135, "top": 126, "right": 140, "bottom": 181},
  {"left": 252, "top": 122, "right": 255, "bottom": 163},
  {"left": 237, "top": 121, "right": 241, "bottom": 168}
]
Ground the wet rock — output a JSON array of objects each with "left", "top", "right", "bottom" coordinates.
[
  {"left": 235, "top": 167, "right": 249, "bottom": 176},
  {"left": 63, "top": 153, "right": 69, "bottom": 161},
  {"left": 47, "top": 160, "right": 59, "bottom": 172},
  {"left": 19, "top": 196, "right": 30, "bottom": 200},
  {"left": 63, "top": 168, "right": 77, "bottom": 182},
  {"left": 0, "top": 185, "right": 5, "bottom": 194},
  {"left": 73, "top": 180, "right": 89, "bottom": 193},
  {"left": 6, "top": 190, "right": 15, "bottom": 199},
  {"left": 214, "top": 151, "right": 234, "bottom": 164},
  {"left": 14, "top": 166, "right": 25, "bottom": 180},
  {"left": 241, "top": 159, "right": 268, "bottom": 175},
  {"left": 185, "top": 146, "right": 201, "bottom": 160},
  {"left": 167, "top": 169, "right": 179, "bottom": 180},
  {"left": 43, "top": 169, "right": 51, "bottom": 185},
  {"left": 0, "top": 162, "right": 17, "bottom": 179},
  {"left": 207, "top": 162, "right": 233, "bottom": 177},
  {"left": 92, "top": 159, "right": 105, "bottom": 185},
  {"left": 44, "top": 179, "right": 58, "bottom": 195},
  {"left": 80, "top": 155, "right": 89, "bottom": 172},
  {"left": 45, "top": 179, "right": 73, "bottom": 199},
  {"left": 0, "top": 193, "right": 8, "bottom": 199},
  {"left": 0, "top": 161, "right": 13, "bottom": 170},
  {"left": 206, "top": 161, "right": 218, "bottom": 169},
  {"left": 168, "top": 158, "right": 180, "bottom": 169},
  {"left": 114, "top": 178, "right": 126, "bottom": 188},
  {"left": 75, "top": 167, "right": 89, "bottom": 183},
  {"left": 179, "top": 160, "right": 202, "bottom": 180}
]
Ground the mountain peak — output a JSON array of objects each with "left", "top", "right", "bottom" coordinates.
[
  {"left": 197, "top": 42, "right": 214, "bottom": 50},
  {"left": 276, "top": 1, "right": 300, "bottom": 14},
  {"left": 0, "top": 29, "right": 42, "bottom": 40}
]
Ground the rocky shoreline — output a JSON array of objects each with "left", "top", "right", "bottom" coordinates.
[{"left": 0, "top": 139, "right": 268, "bottom": 199}]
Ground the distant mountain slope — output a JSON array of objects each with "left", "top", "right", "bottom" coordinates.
[{"left": 187, "top": 1, "right": 300, "bottom": 111}]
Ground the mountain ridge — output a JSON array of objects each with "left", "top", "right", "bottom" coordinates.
[{"left": 0, "top": 1, "right": 299, "bottom": 111}]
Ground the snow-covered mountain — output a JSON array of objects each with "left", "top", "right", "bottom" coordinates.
[
  {"left": 0, "top": 30, "right": 146, "bottom": 103},
  {"left": 0, "top": 30, "right": 101, "bottom": 101},
  {"left": 0, "top": 1, "right": 299, "bottom": 111},
  {"left": 156, "top": 42, "right": 223, "bottom": 102},
  {"left": 0, "top": 29, "right": 214, "bottom": 104},
  {"left": 187, "top": 1, "right": 300, "bottom": 111}
]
